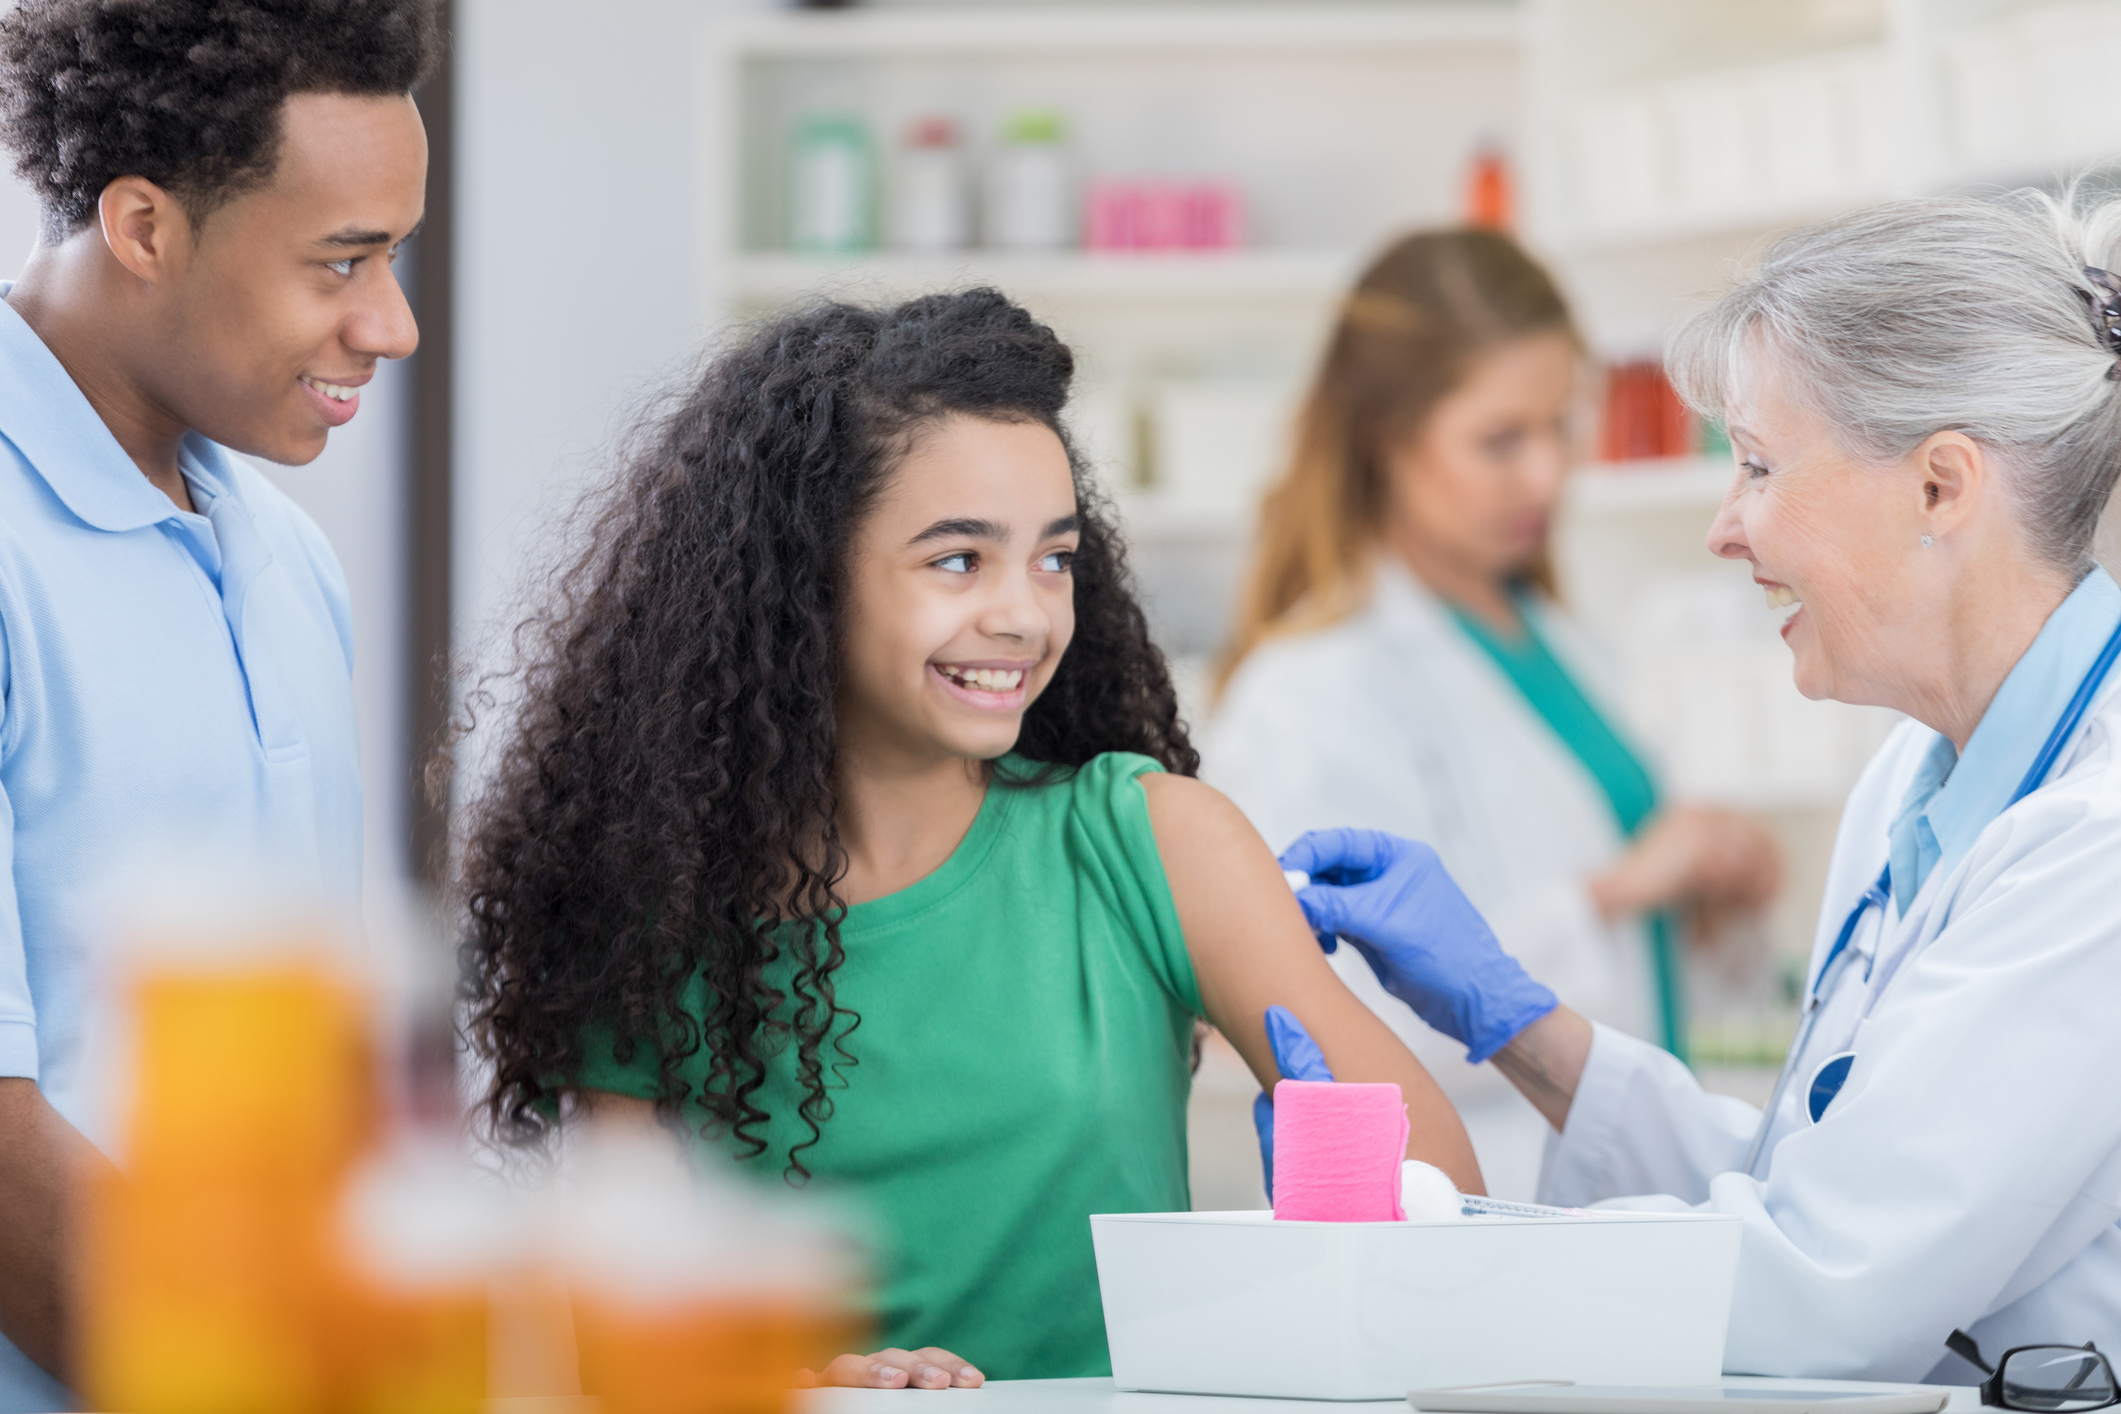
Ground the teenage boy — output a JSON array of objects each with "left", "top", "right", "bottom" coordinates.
[{"left": 0, "top": 2, "right": 439, "bottom": 1405}]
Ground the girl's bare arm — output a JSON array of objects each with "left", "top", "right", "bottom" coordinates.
[{"left": 1140, "top": 773, "right": 1485, "bottom": 1195}]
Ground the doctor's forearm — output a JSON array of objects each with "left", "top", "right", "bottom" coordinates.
[{"left": 1490, "top": 1007, "right": 1592, "bottom": 1131}]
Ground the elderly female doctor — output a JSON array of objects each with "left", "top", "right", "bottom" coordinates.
[{"left": 1285, "top": 188, "right": 2121, "bottom": 1383}]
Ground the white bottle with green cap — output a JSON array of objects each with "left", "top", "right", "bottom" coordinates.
[
  {"left": 788, "top": 113, "right": 876, "bottom": 255},
  {"left": 984, "top": 109, "right": 1073, "bottom": 251}
]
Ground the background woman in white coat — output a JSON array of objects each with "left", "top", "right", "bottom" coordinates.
[
  {"left": 1204, "top": 230, "right": 1779, "bottom": 1196},
  {"left": 1284, "top": 189, "right": 2121, "bottom": 1380}
]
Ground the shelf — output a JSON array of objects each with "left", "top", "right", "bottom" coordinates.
[
  {"left": 1109, "top": 495, "right": 1253, "bottom": 544},
  {"left": 709, "top": 4, "right": 1520, "bottom": 59},
  {"left": 1566, "top": 458, "right": 1732, "bottom": 513},
  {"left": 1550, "top": 184, "right": 1896, "bottom": 255},
  {"left": 1103, "top": 460, "right": 1731, "bottom": 547},
  {"left": 727, "top": 249, "right": 1366, "bottom": 307}
]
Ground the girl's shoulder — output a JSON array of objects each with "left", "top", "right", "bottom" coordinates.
[
  {"left": 994, "top": 749, "right": 1200, "bottom": 1009},
  {"left": 994, "top": 748, "right": 1168, "bottom": 837}
]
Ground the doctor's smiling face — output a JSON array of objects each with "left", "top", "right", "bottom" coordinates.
[
  {"left": 837, "top": 414, "right": 1081, "bottom": 769},
  {"left": 1707, "top": 346, "right": 1996, "bottom": 711}
]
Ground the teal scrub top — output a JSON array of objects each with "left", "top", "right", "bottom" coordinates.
[{"left": 1449, "top": 594, "right": 1687, "bottom": 1060}]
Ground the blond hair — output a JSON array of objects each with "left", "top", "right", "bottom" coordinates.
[{"left": 1217, "top": 229, "right": 1578, "bottom": 696}]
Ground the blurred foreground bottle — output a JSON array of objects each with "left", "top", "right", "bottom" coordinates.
[
  {"left": 562, "top": 1131, "right": 864, "bottom": 1414},
  {"left": 327, "top": 1140, "right": 510, "bottom": 1414},
  {"left": 78, "top": 904, "right": 373, "bottom": 1414}
]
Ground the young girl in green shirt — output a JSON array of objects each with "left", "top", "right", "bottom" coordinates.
[{"left": 456, "top": 290, "right": 1481, "bottom": 1387}]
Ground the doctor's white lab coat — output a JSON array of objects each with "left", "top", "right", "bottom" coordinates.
[
  {"left": 1203, "top": 562, "right": 1659, "bottom": 1199},
  {"left": 1542, "top": 667, "right": 2121, "bottom": 1381}
]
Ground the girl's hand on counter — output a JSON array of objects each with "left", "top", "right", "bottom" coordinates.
[{"left": 798, "top": 1347, "right": 985, "bottom": 1390}]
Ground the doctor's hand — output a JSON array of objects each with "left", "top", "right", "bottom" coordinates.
[
  {"left": 1279, "top": 829, "right": 1557, "bottom": 1064},
  {"left": 1251, "top": 1005, "right": 1334, "bottom": 1200},
  {"left": 798, "top": 1348, "right": 985, "bottom": 1390},
  {"left": 1589, "top": 805, "right": 1781, "bottom": 938}
]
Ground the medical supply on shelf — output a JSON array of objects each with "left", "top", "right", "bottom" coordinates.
[
  {"left": 1145, "top": 375, "right": 1299, "bottom": 512},
  {"left": 1562, "top": 47, "right": 1893, "bottom": 235},
  {"left": 1083, "top": 179, "right": 1245, "bottom": 251},
  {"left": 889, "top": 116, "right": 970, "bottom": 253},
  {"left": 1091, "top": 1206, "right": 1742, "bottom": 1399},
  {"left": 1400, "top": 1160, "right": 1462, "bottom": 1223},
  {"left": 1269, "top": 1079, "right": 1408, "bottom": 1222},
  {"left": 1465, "top": 140, "right": 1514, "bottom": 231},
  {"left": 985, "top": 110, "right": 1073, "bottom": 250},
  {"left": 789, "top": 113, "right": 876, "bottom": 254},
  {"left": 1598, "top": 361, "right": 1692, "bottom": 462}
]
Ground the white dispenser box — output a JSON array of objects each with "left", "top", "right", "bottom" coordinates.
[{"left": 1091, "top": 1207, "right": 1742, "bottom": 1400}]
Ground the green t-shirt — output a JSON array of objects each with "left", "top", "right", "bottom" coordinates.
[{"left": 573, "top": 751, "right": 1204, "bottom": 1379}]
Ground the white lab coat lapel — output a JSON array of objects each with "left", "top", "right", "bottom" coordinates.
[
  {"left": 1362, "top": 566, "right": 1631, "bottom": 913},
  {"left": 1207, "top": 564, "right": 1656, "bottom": 1043}
]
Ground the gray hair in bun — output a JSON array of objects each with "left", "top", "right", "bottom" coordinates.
[{"left": 1667, "top": 185, "right": 2121, "bottom": 574}]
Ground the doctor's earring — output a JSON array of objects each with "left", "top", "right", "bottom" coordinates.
[{"left": 1920, "top": 534, "right": 1935, "bottom": 547}]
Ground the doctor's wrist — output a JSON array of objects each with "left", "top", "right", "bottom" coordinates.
[{"left": 1489, "top": 1006, "right": 1592, "bottom": 1132}]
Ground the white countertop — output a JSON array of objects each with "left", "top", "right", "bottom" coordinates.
[{"left": 798, "top": 1377, "right": 1983, "bottom": 1414}]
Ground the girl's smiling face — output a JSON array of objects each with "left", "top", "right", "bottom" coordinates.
[{"left": 838, "top": 414, "right": 1081, "bottom": 768}]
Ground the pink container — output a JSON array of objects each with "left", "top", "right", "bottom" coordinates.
[{"left": 1083, "top": 179, "right": 1245, "bottom": 251}]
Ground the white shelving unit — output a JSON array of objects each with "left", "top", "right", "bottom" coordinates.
[
  {"left": 1521, "top": 0, "right": 2121, "bottom": 352},
  {"left": 728, "top": 248, "right": 1365, "bottom": 305},
  {"left": 1567, "top": 457, "right": 1732, "bottom": 514},
  {"left": 704, "top": 4, "right": 1519, "bottom": 56},
  {"left": 1516, "top": 0, "right": 2121, "bottom": 828},
  {"left": 700, "top": 1, "right": 1522, "bottom": 664},
  {"left": 696, "top": 2, "right": 2116, "bottom": 1046}
]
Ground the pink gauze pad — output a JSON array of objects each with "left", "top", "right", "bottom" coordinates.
[{"left": 1270, "top": 1079, "right": 1408, "bottom": 1222}]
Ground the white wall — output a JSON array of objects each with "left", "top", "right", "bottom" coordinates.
[{"left": 454, "top": 0, "right": 739, "bottom": 665}]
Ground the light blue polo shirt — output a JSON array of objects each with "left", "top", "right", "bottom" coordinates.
[{"left": 0, "top": 287, "right": 362, "bottom": 1411}]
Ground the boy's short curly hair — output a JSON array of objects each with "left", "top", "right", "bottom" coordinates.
[{"left": 0, "top": 0, "right": 443, "bottom": 242}]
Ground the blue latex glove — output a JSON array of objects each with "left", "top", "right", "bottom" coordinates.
[
  {"left": 1280, "top": 828, "right": 1557, "bottom": 1065},
  {"left": 1251, "top": 1005, "right": 1333, "bottom": 1202}
]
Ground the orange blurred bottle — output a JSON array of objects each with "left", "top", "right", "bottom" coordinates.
[
  {"left": 560, "top": 1133, "right": 863, "bottom": 1414},
  {"left": 79, "top": 913, "right": 374, "bottom": 1414},
  {"left": 1597, "top": 359, "right": 1693, "bottom": 462},
  {"left": 325, "top": 1141, "right": 506, "bottom": 1414},
  {"left": 1465, "top": 140, "right": 1513, "bottom": 232}
]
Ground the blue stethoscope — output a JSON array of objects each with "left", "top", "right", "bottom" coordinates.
[{"left": 1739, "top": 616, "right": 2121, "bottom": 1179}]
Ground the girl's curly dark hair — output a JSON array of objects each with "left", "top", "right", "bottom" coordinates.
[{"left": 456, "top": 288, "right": 1197, "bottom": 1177}]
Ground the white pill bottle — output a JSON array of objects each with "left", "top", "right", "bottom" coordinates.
[{"left": 984, "top": 109, "right": 1074, "bottom": 250}]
